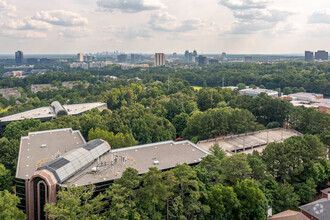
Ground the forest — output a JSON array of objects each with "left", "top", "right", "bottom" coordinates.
[{"left": 0, "top": 62, "right": 329, "bottom": 219}]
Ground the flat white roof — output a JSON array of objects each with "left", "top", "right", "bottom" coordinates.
[{"left": 0, "top": 102, "right": 107, "bottom": 123}]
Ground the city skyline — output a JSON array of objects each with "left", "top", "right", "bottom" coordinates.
[{"left": 1, "top": 0, "right": 330, "bottom": 54}]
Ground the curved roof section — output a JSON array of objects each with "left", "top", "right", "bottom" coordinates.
[
  {"left": 38, "top": 139, "right": 110, "bottom": 184},
  {"left": 51, "top": 101, "right": 68, "bottom": 117}
]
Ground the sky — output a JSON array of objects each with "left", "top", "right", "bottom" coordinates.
[{"left": 0, "top": 0, "right": 330, "bottom": 54}]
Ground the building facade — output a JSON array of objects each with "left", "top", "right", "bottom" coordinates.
[
  {"left": 305, "top": 51, "right": 314, "bottom": 62},
  {"left": 15, "top": 51, "right": 24, "bottom": 64},
  {"left": 315, "top": 50, "right": 328, "bottom": 60},
  {"left": 77, "top": 53, "right": 84, "bottom": 62},
  {"left": 15, "top": 128, "right": 209, "bottom": 219},
  {"left": 154, "top": 53, "right": 165, "bottom": 66}
]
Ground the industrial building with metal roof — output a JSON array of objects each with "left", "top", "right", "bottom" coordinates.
[{"left": 15, "top": 128, "right": 209, "bottom": 219}]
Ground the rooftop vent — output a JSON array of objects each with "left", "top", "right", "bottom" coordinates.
[
  {"left": 41, "top": 144, "right": 46, "bottom": 148},
  {"left": 153, "top": 160, "right": 159, "bottom": 165}
]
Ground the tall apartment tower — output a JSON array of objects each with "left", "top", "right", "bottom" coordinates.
[
  {"left": 77, "top": 53, "right": 84, "bottom": 62},
  {"left": 305, "top": 51, "right": 314, "bottom": 62},
  {"left": 198, "top": 55, "right": 208, "bottom": 66},
  {"left": 154, "top": 53, "right": 165, "bottom": 66},
  {"left": 15, "top": 51, "right": 24, "bottom": 64},
  {"left": 315, "top": 50, "right": 328, "bottom": 61},
  {"left": 184, "top": 50, "right": 189, "bottom": 62}
]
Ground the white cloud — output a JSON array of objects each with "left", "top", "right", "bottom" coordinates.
[
  {"left": 149, "top": 12, "right": 203, "bottom": 32},
  {"left": 107, "top": 26, "right": 152, "bottom": 39},
  {"left": 219, "top": 0, "right": 268, "bottom": 10},
  {"left": 309, "top": 11, "right": 330, "bottom": 24},
  {"left": 96, "top": 0, "right": 165, "bottom": 13},
  {"left": 0, "top": 29, "right": 46, "bottom": 39},
  {"left": 3, "top": 19, "right": 52, "bottom": 31},
  {"left": 219, "top": 0, "right": 292, "bottom": 34},
  {"left": 33, "top": 10, "right": 88, "bottom": 26},
  {"left": 0, "top": 0, "right": 16, "bottom": 17},
  {"left": 58, "top": 27, "right": 92, "bottom": 38}
]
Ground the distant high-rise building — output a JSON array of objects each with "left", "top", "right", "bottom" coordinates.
[
  {"left": 184, "top": 50, "right": 189, "bottom": 62},
  {"left": 305, "top": 51, "right": 314, "bottom": 62},
  {"left": 244, "top": 56, "right": 253, "bottom": 62},
  {"left": 198, "top": 55, "right": 208, "bottom": 66},
  {"left": 173, "top": 52, "right": 177, "bottom": 59},
  {"left": 15, "top": 51, "right": 23, "bottom": 64},
  {"left": 193, "top": 50, "right": 197, "bottom": 57},
  {"left": 131, "top": 54, "right": 145, "bottom": 64},
  {"left": 209, "top": 59, "right": 219, "bottom": 65},
  {"left": 26, "top": 58, "right": 38, "bottom": 65},
  {"left": 154, "top": 53, "right": 165, "bottom": 66},
  {"left": 220, "top": 52, "right": 228, "bottom": 62},
  {"left": 117, "top": 54, "right": 127, "bottom": 63},
  {"left": 315, "top": 50, "right": 328, "bottom": 60},
  {"left": 77, "top": 53, "right": 84, "bottom": 62},
  {"left": 189, "top": 53, "right": 193, "bottom": 63}
]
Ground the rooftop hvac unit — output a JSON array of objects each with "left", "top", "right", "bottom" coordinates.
[{"left": 153, "top": 160, "right": 159, "bottom": 165}]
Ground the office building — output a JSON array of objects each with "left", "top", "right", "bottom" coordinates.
[
  {"left": 184, "top": 50, "right": 189, "bottom": 62},
  {"left": 154, "top": 53, "right": 165, "bottom": 66},
  {"left": 117, "top": 54, "right": 127, "bottom": 63},
  {"left": 15, "top": 51, "right": 24, "bottom": 64},
  {"left": 130, "top": 54, "right": 144, "bottom": 64},
  {"left": 315, "top": 50, "right": 328, "bottom": 60},
  {"left": 0, "top": 101, "right": 107, "bottom": 126},
  {"left": 239, "top": 88, "right": 279, "bottom": 98},
  {"left": 189, "top": 52, "right": 193, "bottom": 63},
  {"left": 26, "top": 58, "right": 38, "bottom": 65},
  {"left": 209, "top": 59, "right": 219, "bottom": 65},
  {"left": 0, "top": 88, "right": 21, "bottom": 100},
  {"left": 39, "top": 58, "right": 56, "bottom": 64},
  {"left": 304, "top": 51, "right": 314, "bottom": 62},
  {"left": 198, "top": 55, "right": 208, "bottom": 66},
  {"left": 15, "top": 128, "right": 209, "bottom": 219},
  {"left": 193, "top": 50, "right": 197, "bottom": 57},
  {"left": 77, "top": 53, "right": 84, "bottom": 62},
  {"left": 173, "top": 52, "right": 177, "bottom": 59}
]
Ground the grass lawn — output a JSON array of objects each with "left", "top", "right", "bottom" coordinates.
[{"left": 192, "top": 86, "right": 202, "bottom": 91}]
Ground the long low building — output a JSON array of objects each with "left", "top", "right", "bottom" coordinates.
[
  {"left": 0, "top": 101, "right": 107, "bottom": 124},
  {"left": 197, "top": 128, "right": 302, "bottom": 155},
  {"left": 15, "top": 128, "right": 209, "bottom": 219}
]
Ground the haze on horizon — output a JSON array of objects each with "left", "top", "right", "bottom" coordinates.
[{"left": 0, "top": 0, "right": 330, "bottom": 54}]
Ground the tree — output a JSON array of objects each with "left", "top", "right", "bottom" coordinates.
[
  {"left": 0, "top": 190, "right": 25, "bottom": 220},
  {"left": 45, "top": 185, "right": 107, "bottom": 220},
  {"left": 247, "top": 154, "right": 269, "bottom": 183},
  {"left": 172, "top": 113, "right": 189, "bottom": 138},
  {"left": 207, "top": 185, "right": 241, "bottom": 219},
  {"left": 103, "top": 184, "right": 140, "bottom": 220},
  {"left": 262, "top": 135, "right": 326, "bottom": 183},
  {"left": 271, "top": 182, "right": 299, "bottom": 213},
  {"left": 237, "top": 83, "right": 246, "bottom": 90},
  {"left": 4, "top": 119, "right": 41, "bottom": 140},
  {"left": 220, "top": 154, "right": 252, "bottom": 185},
  {"left": 171, "top": 164, "right": 209, "bottom": 219},
  {"left": 0, "top": 163, "right": 13, "bottom": 191},
  {"left": 209, "top": 143, "right": 226, "bottom": 161},
  {"left": 283, "top": 87, "right": 292, "bottom": 95},
  {"left": 234, "top": 179, "right": 268, "bottom": 220},
  {"left": 0, "top": 138, "right": 20, "bottom": 175},
  {"left": 137, "top": 167, "right": 166, "bottom": 219},
  {"left": 197, "top": 155, "right": 223, "bottom": 187},
  {"left": 88, "top": 128, "right": 138, "bottom": 149}
]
